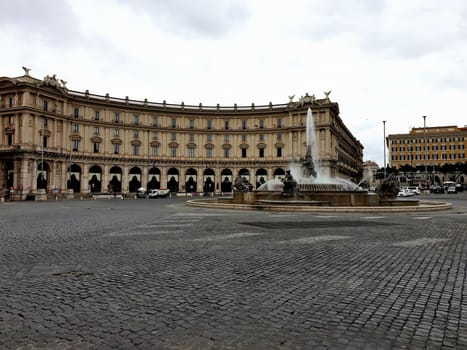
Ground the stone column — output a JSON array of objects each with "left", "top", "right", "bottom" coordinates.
[{"left": 122, "top": 164, "right": 129, "bottom": 194}]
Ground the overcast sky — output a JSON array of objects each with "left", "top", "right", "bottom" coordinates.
[{"left": 2, "top": 0, "right": 467, "bottom": 167}]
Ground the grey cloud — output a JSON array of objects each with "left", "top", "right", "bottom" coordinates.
[
  {"left": 0, "top": 0, "right": 82, "bottom": 47},
  {"left": 114, "top": 0, "right": 249, "bottom": 37},
  {"left": 299, "top": 0, "right": 467, "bottom": 59}
]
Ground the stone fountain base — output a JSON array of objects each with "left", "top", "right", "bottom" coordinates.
[{"left": 232, "top": 190, "right": 414, "bottom": 207}]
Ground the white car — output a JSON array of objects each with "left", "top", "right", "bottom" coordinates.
[
  {"left": 147, "top": 189, "right": 171, "bottom": 198},
  {"left": 397, "top": 189, "right": 412, "bottom": 197}
]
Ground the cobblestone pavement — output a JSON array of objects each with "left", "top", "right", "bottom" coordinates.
[{"left": 1, "top": 194, "right": 466, "bottom": 349}]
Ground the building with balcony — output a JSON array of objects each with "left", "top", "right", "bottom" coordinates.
[{"left": 0, "top": 69, "right": 363, "bottom": 199}]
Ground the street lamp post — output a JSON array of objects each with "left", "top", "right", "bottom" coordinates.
[
  {"left": 423, "top": 115, "right": 428, "bottom": 183},
  {"left": 383, "top": 120, "right": 387, "bottom": 179}
]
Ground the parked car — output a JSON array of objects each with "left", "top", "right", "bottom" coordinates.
[
  {"left": 136, "top": 189, "right": 147, "bottom": 198},
  {"left": 447, "top": 186, "right": 457, "bottom": 194},
  {"left": 406, "top": 186, "right": 420, "bottom": 195},
  {"left": 147, "top": 189, "right": 171, "bottom": 198},
  {"left": 397, "top": 189, "right": 412, "bottom": 197},
  {"left": 430, "top": 186, "right": 444, "bottom": 194}
]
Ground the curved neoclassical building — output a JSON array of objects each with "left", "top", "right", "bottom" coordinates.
[{"left": 0, "top": 69, "right": 363, "bottom": 199}]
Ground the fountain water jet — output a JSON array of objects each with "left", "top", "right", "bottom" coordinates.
[{"left": 258, "top": 108, "right": 361, "bottom": 192}]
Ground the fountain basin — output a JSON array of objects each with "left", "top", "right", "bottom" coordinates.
[{"left": 233, "top": 190, "right": 381, "bottom": 207}]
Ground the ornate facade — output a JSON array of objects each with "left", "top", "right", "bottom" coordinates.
[{"left": 0, "top": 69, "right": 363, "bottom": 199}]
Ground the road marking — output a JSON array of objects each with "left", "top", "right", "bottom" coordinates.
[
  {"left": 194, "top": 232, "right": 264, "bottom": 242},
  {"left": 392, "top": 238, "right": 449, "bottom": 247},
  {"left": 412, "top": 216, "right": 432, "bottom": 220},
  {"left": 280, "top": 235, "right": 351, "bottom": 244},
  {"left": 362, "top": 216, "right": 385, "bottom": 220},
  {"left": 107, "top": 230, "right": 185, "bottom": 237}
]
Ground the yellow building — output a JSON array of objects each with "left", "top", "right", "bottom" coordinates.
[
  {"left": 0, "top": 69, "right": 363, "bottom": 199},
  {"left": 388, "top": 126, "right": 467, "bottom": 169}
]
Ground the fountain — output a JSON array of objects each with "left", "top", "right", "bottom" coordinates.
[{"left": 187, "top": 108, "right": 450, "bottom": 212}]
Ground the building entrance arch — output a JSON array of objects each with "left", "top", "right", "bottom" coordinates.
[
  {"left": 89, "top": 165, "right": 102, "bottom": 192},
  {"left": 37, "top": 162, "right": 50, "bottom": 190},
  {"left": 67, "top": 164, "right": 81, "bottom": 193},
  {"left": 203, "top": 168, "right": 215, "bottom": 193},
  {"left": 129, "top": 166, "right": 142, "bottom": 192},
  {"left": 220, "top": 169, "right": 233, "bottom": 192},
  {"left": 108, "top": 166, "right": 122, "bottom": 193},
  {"left": 185, "top": 168, "right": 197, "bottom": 193},
  {"left": 167, "top": 168, "right": 179, "bottom": 193},
  {"left": 147, "top": 167, "right": 161, "bottom": 190}
]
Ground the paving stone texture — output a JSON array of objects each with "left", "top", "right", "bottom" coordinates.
[{"left": 0, "top": 194, "right": 466, "bottom": 349}]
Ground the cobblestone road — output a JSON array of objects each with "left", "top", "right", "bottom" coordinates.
[{"left": 1, "top": 194, "right": 466, "bottom": 349}]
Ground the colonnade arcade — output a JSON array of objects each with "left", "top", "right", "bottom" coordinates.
[{"left": 5, "top": 157, "right": 286, "bottom": 195}]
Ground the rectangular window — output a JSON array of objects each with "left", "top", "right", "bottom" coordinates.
[
  {"left": 259, "top": 120, "right": 264, "bottom": 129},
  {"left": 152, "top": 131, "right": 158, "bottom": 140},
  {"left": 152, "top": 116, "right": 158, "bottom": 126},
  {"left": 459, "top": 153, "right": 465, "bottom": 159},
  {"left": 433, "top": 154, "right": 438, "bottom": 160},
  {"left": 43, "top": 118, "right": 48, "bottom": 127},
  {"left": 224, "top": 134, "right": 229, "bottom": 142},
  {"left": 277, "top": 118, "right": 282, "bottom": 128},
  {"left": 7, "top": 134, "right": 13, "bottom": 145},
  {"left": 170, "top": 147, "right": 177, "bottom": 157},
  {"left": 133, "top": 115, "right": 139, "bottom": 125},
  {"left": 449, "top": 145, "right": 456, "bottom": 150},
  {"left": 171, "top": 133, "right": 177, "bottom": 141},
  {"left": 93, "top": 143, "right": 99, "bottom": 153},
  {"left": 171, "top": 118, "right": 177, "bottom": 128},
  {"left": 73, "top": 107, "right": 79, "bottom": 118},
  {"left": 442, "top": 154, "right": 447, "bottom": 159},
  {"left": 133, "top": 130, "right": 139, "bottom": 139},
  {"left": 114, "top": 113, "right": 120, "bottom": 123},
  {"left": 94, "top": 127, "right": 100, "bottom": 135},
  {"left": 94, "top": 111, "right": 100, "bottom": 121},
  {"left": 224, "top": 120, "right": 229, "bottom": 130},
  {"left": 277, "top": 133, "right": 282, "bottom": 140},
  {"left": 189, "top": 119, "right": 194, "bottom": 129},
  {"left": 242, "top": 120, "right": 247, "bottom": 130},
  {"left": 241, "top": 148, "right": 247, "bottom": 158},
  {"left": 207, "top": 119, "right": 212, "bottom": 130},
  {"left": 72, "top": 123, "right": 79, "bottom": 133},
  {"left": 43, "top": 100, "right": 48, "bottom": 111},
  {"left": 151, "top": 146, "right": 158, "bottom": 156},
  {"left": 224, "top": 148, "right": 229, "bottom": 158},
  {"left": 72, "top": 140, "right": 79, "bottom": 151},
  {"left": 259, "top": 134, "right": 264, "bottom": 142},
  {"left": 133, "top": 145, "right": 139, "bottom": 155},
  {"left": 206, "top": 148, "right": 212, "bottom": 158},
  {"left": 188, "top": 148, "right": 195, "bottom": 157},
  {"left": 206, "top": 134, "right": 212, "bottom": 142},
  {"left": 458, "top": 137, "right": 464, "bottom": 141},
  {"left": 8, "top": 115, "right": 14, "bottom": 124},
  {"left": 259, "top": 148, "right": 265, "bottom": 158},
  {"left": 9, "top": 97, "right": 13, "bottom": 107},
  {"left": 189, "top": 133, "right": 195, "bottom": 142},
  {"left": 241, "top": 134, "right": 247, "bottom": 142},
  {"left": 114, "top": 128, "right": 119, "bottom": 136},
  {"left": 277, "top": 147, "right": 282, "bottom": 157},
  {"left": 113, "top": 143, "right": 120, "bottom": 154}
]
